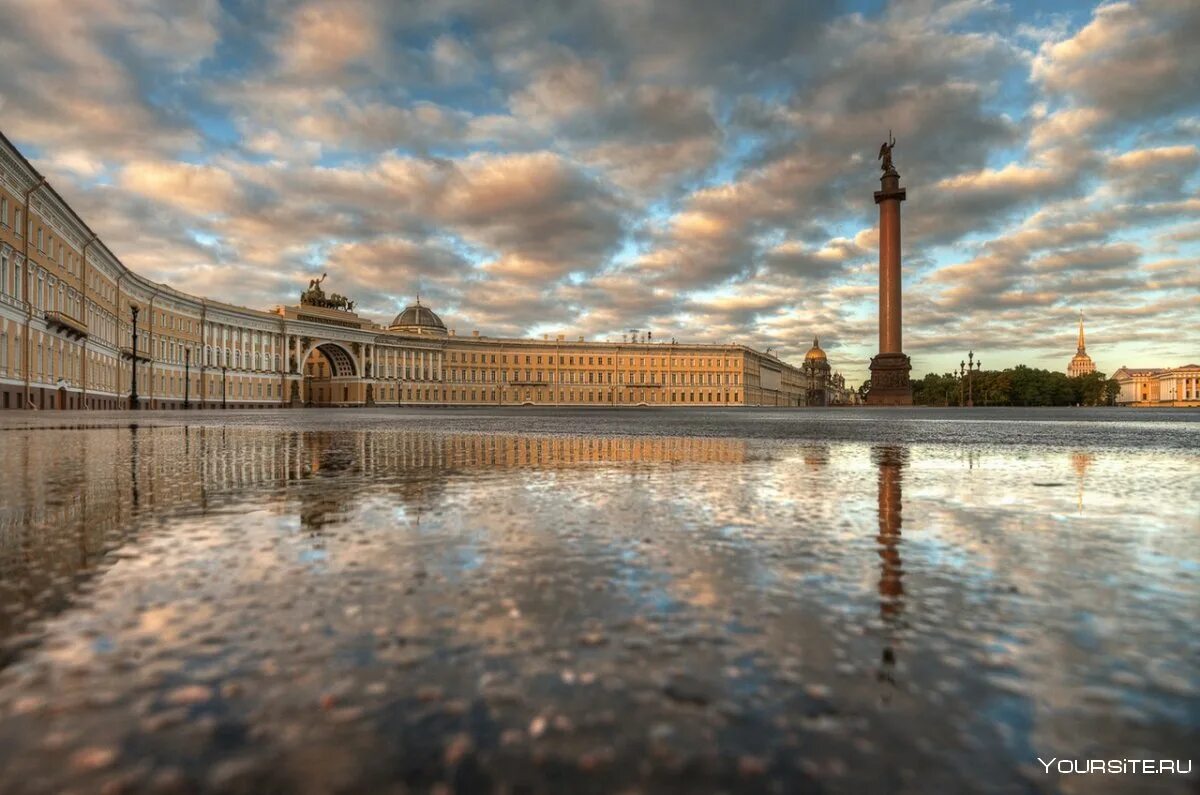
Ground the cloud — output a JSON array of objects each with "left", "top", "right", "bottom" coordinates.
[
  {"left": 1030, "top": 243, "right": 1141, "bottom": 273},
  {"left": 1032, "top": 0, "right": 1200, "bottom": 123},
  {"left": 0, "top": 0, "right": 217, "bottom": 162},
  {"left": 119, "top": 160, "right": 242, "bottom": 216},
  {"left": 2, "top": 0, "right": 1197, "bottom": 384},
  {"left": 275, "top": 0, "right": 384, "bottom": 79},
  {"left": 1105, "top": 145, "right": 1200, "bottom": 201},
  {"left": 434, "top": 152, "right": 627, "bottom": 275}
]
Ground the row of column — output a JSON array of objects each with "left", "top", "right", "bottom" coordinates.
[{"left": 367, "top": 344, "right": 442, "bottom": 381}]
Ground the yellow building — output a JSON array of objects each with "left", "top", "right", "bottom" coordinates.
[
  {"left": 0, "top": 131, "right": 818, "bottom": 411},
  {"left": 1112, "top": 365, "right": 1200, "bottom": 407}
]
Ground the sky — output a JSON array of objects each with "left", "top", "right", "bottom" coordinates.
[{"left": 0, "top": 0, "right": 1197, "bottom": 382}]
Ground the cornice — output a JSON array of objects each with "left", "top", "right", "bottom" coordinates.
[
  {"left": 0, "top": 142, "right": 38, "bottom": 195},
  {"left": 29, "top": 192, "right": 88, "bottom": 251}
]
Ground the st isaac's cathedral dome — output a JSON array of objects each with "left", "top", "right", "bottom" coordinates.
[{"left": 804, "top": 337, "right": 828, "bottom": 362}]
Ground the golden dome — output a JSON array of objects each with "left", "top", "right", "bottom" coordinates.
[{"left": 804, "top": 336, "right": 827, "bottom": 361}]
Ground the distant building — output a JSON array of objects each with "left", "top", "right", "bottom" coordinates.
[
  {"left": 1112, "top": 365, "right": 1200, "bottom": 407},
  {"left": 800, "top": 337, "right": 851, "bottom": 406},
  {"left": 1066, "top": 311, "right": 1096, "bottom": 377}
]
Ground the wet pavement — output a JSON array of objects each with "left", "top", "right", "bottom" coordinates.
[{"left": 0, "top": 408, "right": 1196, "bottom": 794}]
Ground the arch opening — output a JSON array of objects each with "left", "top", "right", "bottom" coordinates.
[{"left": 302, "top": 342, "right": 360, "bottom": 406}]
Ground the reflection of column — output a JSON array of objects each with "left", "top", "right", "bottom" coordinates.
[{"left": 872, "top": 445, "right": 908, "bottom": 690}]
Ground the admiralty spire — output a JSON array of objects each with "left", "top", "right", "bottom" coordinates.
[{"left": 1067, "top": 311, "right": 1096, "bottom": 377}]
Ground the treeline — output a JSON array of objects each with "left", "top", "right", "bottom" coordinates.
[{"left": 864, "top": 366, "right": 1119, "bottom": 406}]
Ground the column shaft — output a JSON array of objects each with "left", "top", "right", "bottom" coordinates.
[{"left": 879, "top": 199, "right": 902, "bottom": 354}]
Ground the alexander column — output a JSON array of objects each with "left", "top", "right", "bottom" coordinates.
[{"left": 867, "top": 132, "right": 913, "bottom": 405}]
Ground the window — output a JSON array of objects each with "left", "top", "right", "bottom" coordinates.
[
  {"left": 0, "top": 197, "right": 7, "bottom": 226},
  {"left": 14, "top": 208, "right": 21, "bottom": 236}
]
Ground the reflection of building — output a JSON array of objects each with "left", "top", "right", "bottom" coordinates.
[
  {"left": 799, "top": 337, "right": 850, "bottom": 406},
  {"left": 1112, "top": 365, "right": 1200, "bottom": 407},
  {"left": 0, "top": 426, "right": 750, "bottom": 644},
  {"left": 0, "top": 133, "right": 814, "bottom": 411},
  {"left": 1070, "top": 451, "right": 1093, "bottom": 513},
  {"left": 1066, "top": 312, "right": 1096, "bottom": 378}
]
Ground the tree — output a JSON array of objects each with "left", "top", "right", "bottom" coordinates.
[
  {"left": 910, "top": 365, "right": 1116, "bottom": 407},
  {"left": 1103, "top": 378, "right": 1120, "bottom": 406}
]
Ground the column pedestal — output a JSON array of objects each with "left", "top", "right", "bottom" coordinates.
[{"left": 868, "top": 352, "right": 912, "bottom": 406}]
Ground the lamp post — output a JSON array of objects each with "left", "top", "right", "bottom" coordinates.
[
  {"left": 184, "top": 347, "right": 190, "bottom": 409},
  {"left": 958, "top": 359, "right": 966, "bottom": 407},
  {"left": 129, "top": 304, "right": 140, "bottom": 411},
  {"left": 967, "top": 350, "right": 980, "bottom": 408},
  {"left": 222, "top": 365, "right": 227, "bottom": 409}
]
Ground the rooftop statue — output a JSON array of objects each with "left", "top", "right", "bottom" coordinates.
[{"left": 300, "top": 273, "right": 355, "bottom": 311}]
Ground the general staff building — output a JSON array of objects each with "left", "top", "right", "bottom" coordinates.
[{"left": 0, "top": 132, "right": 847, "bottom": 411}]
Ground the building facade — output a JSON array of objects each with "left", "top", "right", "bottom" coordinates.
[
  {"left": 0, "top": 132, "right": 820, "bottom": 411},
  {"left": 1111, "top": 365, "right": 1200, "bottom": 407},
  {"left": 1066, "top": 311, "right": 1096, "bottom": 378}
]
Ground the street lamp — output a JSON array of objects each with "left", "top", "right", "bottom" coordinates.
[
  {"left": 184, "top": 347, "right": 190, "bottom": 409},
  {"left": 129, "top": 304, "right": 140, "bottom": 411},
  {"left": 222, "top": 365, "right": 228, "bottom": 409},
  {"left": 958, "top": 352, "right": 982, "bottom": 407},
  {"left": 967, "top": 351, "right": 980, "bottom": 408}
]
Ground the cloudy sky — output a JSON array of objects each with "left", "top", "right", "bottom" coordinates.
[{"left": 1, "top": 0, "right": 1197, "bottom": 381}]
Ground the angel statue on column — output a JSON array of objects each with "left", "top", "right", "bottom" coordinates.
[{"left": 878, "top": 131, "right": 897, "bottom": 173}]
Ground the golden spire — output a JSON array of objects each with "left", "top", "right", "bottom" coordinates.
[{"left": 1077, "top": 310, "right": 1086, "bottom": 353}]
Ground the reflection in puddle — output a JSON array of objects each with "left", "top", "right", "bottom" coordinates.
[
  {"left": 0, "top": 421, "right": 1196, "bottom": 793},
  {"left": 874, "top": 446, "right": 906, "bottom": 696}
]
